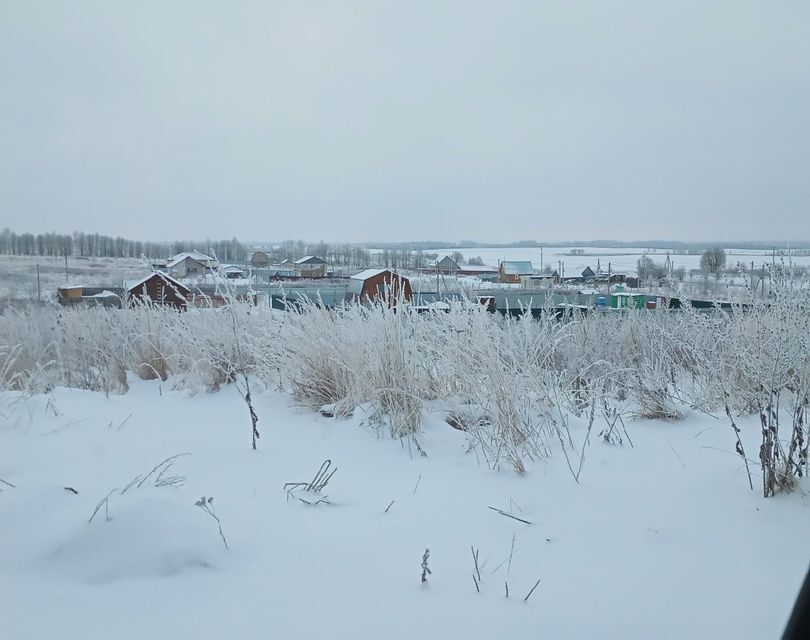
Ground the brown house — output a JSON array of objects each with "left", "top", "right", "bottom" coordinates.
[
  {"left": 127, "top": 273, "right": 191, "bottom": 309},
  {"left": 348, "top": 269, "right": 412, "bottom": 303}
]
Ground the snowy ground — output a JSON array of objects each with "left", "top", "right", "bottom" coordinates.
[{"left": 1, "top": 380, "right": 808, "bottom": 639}]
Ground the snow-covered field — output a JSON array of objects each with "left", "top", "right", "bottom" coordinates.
[
  {"left": 1, "top": 380, "right": 808, "bottom": 640},
  {"left": 0, "top": 255, "right": 149, "bottom": 303},
  {"left": 430, "top": 246, "right": 810, "bottom": 276}
]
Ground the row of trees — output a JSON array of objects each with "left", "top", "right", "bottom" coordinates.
[
  {"left": 0, "top": 229, "right": 247, "bottom": 262},
  {"left": 1, "top": 230, "right": 485, "bottom": 271}
]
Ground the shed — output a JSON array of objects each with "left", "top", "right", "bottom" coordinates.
[
  {"left": 221, "top": 265, "right": 246, "bottom": 279},
  {"left": 349, "top": 269, "right": 412, "bottom": 303},
  {"left": 127, "top": 273, "right": 191, "bottom": 309},
  {"left": 582, "top": 266, "right": 595, "bottom": 280}
]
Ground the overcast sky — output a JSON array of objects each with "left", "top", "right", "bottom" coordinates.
[{"left": 1, "top": 1, "right": 808, "bottom": 244}]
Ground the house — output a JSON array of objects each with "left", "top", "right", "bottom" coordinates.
[
  {"left": 127, "top": 273, "right": 191, "bottom": 309},
  {"left": 249, "top": 250, "right": 270, "bottom": 268},
  {"left": 499, "top": 261, "right": 534, "bottom": 283},
  {"left": 433, "top": 256, "right": 460, "bottom": 274},
  {"left": 348, "top": 269, "right": 412, "bottom": 303},
  {"left": 294, "top": 256, "right": 327, "bottom": 278},
  {"left": 524, "top": 271, "right": 560, "bottom": 285},
  {"left": 166, "top": 251, "right": 217, "bottom": 278},
  {"left": 150, "top": 258, "right": 168, "bottom": 270},
  {"left": 221, "top": 265, "right": 247, "bottom": 279},
  {"left": 581, "top": 266, "right": 596, "bottom": 281}
]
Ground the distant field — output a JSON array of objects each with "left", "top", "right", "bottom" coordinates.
[
  {"left": 424, "top": 246, "right": 810, "bottom": 276},
  {"left": 0, "top": 255, "right": 150, "bottom": 303}
]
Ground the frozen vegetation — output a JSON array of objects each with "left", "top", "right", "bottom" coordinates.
[{"left": 1, "top": 281, "right": 809, "bottom": 638}]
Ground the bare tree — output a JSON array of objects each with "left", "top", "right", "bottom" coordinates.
[{"left": 700, "top": 247, "right": 726, "bottom": 278}]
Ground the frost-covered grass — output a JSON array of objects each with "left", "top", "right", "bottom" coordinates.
[{"left": 2, "top": 280, "right": 809, "bottom": 492}]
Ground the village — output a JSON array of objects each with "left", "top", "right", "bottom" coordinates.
[{"left": 54, "top": 248, "right": 723, "bottom": 315}]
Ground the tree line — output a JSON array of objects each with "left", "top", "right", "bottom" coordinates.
[
  {"left": 0, "top": 228, "right": 484, "bottom": 270},
  {"left": 0, "top": 229, "right": 246, "bottom": 262}
]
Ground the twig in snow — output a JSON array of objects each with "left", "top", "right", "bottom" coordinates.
[
  {"left": 195, "top": 496, "right": 229, "bottom": 550},
  {"left": 412, "top": 473, "right": 422, "bottom": 495},
  {"left": 471, "top": 546, "right": 481, "bottom": 584},
  {"left": 384, "top": 499, "right": 395, "bottom": 513},
  {"left": 88, "top": 489, "right": 117, "bottom": 523},
  {"left": 421, "top": 549, "right": 431, "bottom": 584},
  {"left": 507, "top": 534, "right": 516, "bottom": 574},
  {"left": 505, "top": 581, "right": 509, "bottom": 598},
  {"left": 63, "top": 486, "right": 78, "bottom": 494},
  {"left": 725, "top": 401, "right": 754, "bottom": 491},
  {"left": 488, "top": 506, "right": 533, "bottom": 525},
  {"left": 667, "top": 439, "right": 687, "bottom": 470},
  {"left": 523, "top": 579, "right": 541, "bottom": 602},
  {"left": 0, "top": 477, "right": 15, "bottom": 489},
  {"left": 472, "top": 573, "right": 480, "bottom": 593}
]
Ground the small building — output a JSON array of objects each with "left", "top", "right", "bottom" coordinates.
[
  {"left": 581, "top": 266, "right": 595, "bottom": 281},
  {"left": 57, "top": 285, "right": 84, "bottom": 302},
  {"left": 294, "top": 256, "right": 327, "bottom": 278},
  {"left": 250, "top": 250, "right": 270, "bottom": 268},
  {"left": 221, "top": 265, "right": 247, "bottom": 279},
  {"left": 127, "top": 273, "right": 191, "bottom": 309},
  {"left": 57, "top": 285, "right": 123, "bottom": 307},
  {"left": 348, "top": 269, "right": 412, "bottom": 303},
  {"left": 524, "top": 271, "right": 560, "bottom": 286},
  {"left": 608, "top": 292, "right": 648, "bottom": 310},
  {"left": 499, "top": 261, "right": 533, "bottom": 283},
  {"left": 267, "top": 267, "right": 299, "bottom": 281},
  {"left": 433, "top": 256, "right": 460, "bottom": 274},
  {"left": 150, "top": 258, "right": 169, "bottom": 270}
]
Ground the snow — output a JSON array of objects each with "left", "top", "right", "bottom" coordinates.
[
  {"left": 125, "top": 271, "right": 190, "bottom": 292},
  {"left": 351, "top": 268, "right": 390, "bottom": 280},
  {"left": 1, "top": 380, "right": 808, "bottom": 639},
  {"left": 500, "top": 261, "right": 533, "bottom": 275},
  {"left": 168, "top": 250, "right": 216, "bottom": 267}
]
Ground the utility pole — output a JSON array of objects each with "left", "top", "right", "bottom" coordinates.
[
  {"left": 36, "top": 263, "right": 41, "bottom": 302},
  {"left": 65, "top": 255, "right": 68, "bottom": 284}
]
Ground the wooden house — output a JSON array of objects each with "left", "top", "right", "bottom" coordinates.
[
  {"left": 127, "top": 273, "right": 191, "bottom": 309},
  {"left": 348, "top": 269, "right": 412, "bottom": 303},
  {"left": 294, "top": 256, "right": 327, "bottom": 278},
  {"left": 499, "top": 261, "right": 533, "bottom": 283},
  {"left": 249, "top": 250, "right": 270, "bottom": 268}
]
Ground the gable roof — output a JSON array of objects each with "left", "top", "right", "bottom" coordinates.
[
  {"left": 126, "top": 272, "right": 191, "bottom": 294},
  {"left": 294, "top": 255, "right": 326, "bottom": 265},
  {"left": 167, "top": 251, "right": 216, "bottom": 269},
  {"left": 435, "top": 256, "right": 459, "bottom": 268},
  {"left": 582, "top": 266, "right": 595, "bottom": 277},
  {"left": 351, "top": 268, "right": 392, "bottom": 281},
  {"left": 500, "top": 261, "right": 533, "bottom": 275}
]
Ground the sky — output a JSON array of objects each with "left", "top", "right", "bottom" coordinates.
[{"left": 1, "top": 1, "right": 809, "bottom": 244}]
